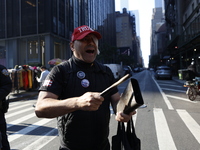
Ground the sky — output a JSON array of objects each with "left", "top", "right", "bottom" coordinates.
[{"left": 115, "top": 0, "right": 155, "bottom": 67}]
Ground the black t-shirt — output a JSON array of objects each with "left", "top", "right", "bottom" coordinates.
[{"left": 39, "top": 56, "right": 118, "bottom": 150}]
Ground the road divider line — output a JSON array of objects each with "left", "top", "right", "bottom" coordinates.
[
  {"left": 177, "top": 109, "right": 200, "bottom": 144},
  {"left": 154, "top": 108, "right": 177, "bottom": 150},
  {"left": 152, "top": 78, "right": 174, "bottom": 110}
]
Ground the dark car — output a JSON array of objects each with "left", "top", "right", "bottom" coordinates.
[
  {"left": 124, "top": 66, "right": 133, "bottom": 75},
  {"left": 155, "top": 66, "right": 172, "bottom": 80}
]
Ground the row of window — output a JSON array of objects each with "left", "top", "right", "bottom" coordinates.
[{"left": 0, "top": 0, "right": 115, "bottom": 42}]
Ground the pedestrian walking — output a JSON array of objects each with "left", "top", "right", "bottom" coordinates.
[{"left": 36, "top": 66, "right": 50, "bottom": 87}]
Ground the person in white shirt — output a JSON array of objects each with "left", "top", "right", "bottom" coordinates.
[{"left": 36, "top": 66, "right": 50, "bottom": 86}]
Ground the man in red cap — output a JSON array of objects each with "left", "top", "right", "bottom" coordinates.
[{"left": 35, "top": 25, "right": 135, "bottom": 150}]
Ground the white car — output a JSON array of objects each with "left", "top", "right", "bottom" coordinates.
[{"left": 155, "top": 66, "right": 172, "bottom": 80}]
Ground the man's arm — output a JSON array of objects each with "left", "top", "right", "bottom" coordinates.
[{"left": 35, "top": 91, "right": 104, "bottom": 118}]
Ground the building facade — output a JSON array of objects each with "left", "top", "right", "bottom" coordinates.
[
  {"left": 116, "top": 8, "right": 142, "bottom": 67},
  {"left": 0, "top": 0, "right": 116, "bottom": 68},
  {"left": 164, "top": 0, "right": 200, "bottom": 73},
  {"left": 150, "top": 7, "right": 165, "bottom": 56}
]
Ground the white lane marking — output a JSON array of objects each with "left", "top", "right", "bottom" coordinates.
[
  {"left": 9, "top": 100, "right": 33, "bottom": 106},
  {"left": 5, "top": 107, "right": 33, "bottom": 119},
  {"left": 22, "top": 128, "right": 58, "bottom": 150},
  {"left": 7, "top": 113, "right": 36, "bottom": 128},
  {"left": 162, "top": 88, "right": 186, "bottom": 93},
  {"left": 8, "top": 119, "right": 52, "bottom": 142},
  {"left": 177, "top": 109, "right": 200, "bottom": 144},
  {"left": 154, "top": 108, "right": 177, "bottom": 150},
  {"left": 153, "top": 78, "right": 174, "bottom": 110},
  {"left": 159, "top": 83, "right": 183, "bottom": 88},
  {"left": 166, "top": 95, "right": 197, "bottom": 103},
  {"left": 7, "top": 103, "right": 33, "bottom": 112}
]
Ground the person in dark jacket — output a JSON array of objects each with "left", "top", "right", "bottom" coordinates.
[
  {"left": 0, "top": 64, "right": 12, "bottom": 150},
  {"left": 35, "top": 25, "right": 136, "bottom": 150},
  {"left": 186, "top": 61, "right": 199, "bottom": 81}
]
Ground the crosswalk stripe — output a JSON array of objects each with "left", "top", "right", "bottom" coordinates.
[
  {"left": 9, "top": 100, "right": 36, "bottom": 107},
  {"left": 166, "top": 95, "right": 197, "bottom": 103},
  {"left": 154, "top": 108, "right": 177, "bottom": 150},
  {"left": 162, "top": 88, "right": 185, "bottom": 93},
  {"left": 177, "top": 109, "right": 200, "bottom": 144},
  {"left": 7, "top": 113, "right": 36, "bottom": 128},
  {"left": 8, "top": 119, "right": 53, "bottom": 142},
  {"left": 22, "top": 128, "right": 58, "bottom": 150},
  {"left": 159, "top": 83, "right": 183, "bottom": 88},
  {"left": 7, "top": 103, "right": 33, "bottom": 112},
  {"left": 6, "top": 107, "right": 33, "bottom": 119}
]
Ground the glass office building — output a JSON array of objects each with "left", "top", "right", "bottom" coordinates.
[{"left": 0, "top": 0, "right": 116, "bottom": 68}]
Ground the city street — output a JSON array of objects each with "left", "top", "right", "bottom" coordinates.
[{"left": 6, "top": 70, "right": 200, "bottom": 150}]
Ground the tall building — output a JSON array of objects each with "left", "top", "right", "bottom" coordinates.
[
  {"left": 130, "top": 10, "right": 140, "bottom": 36},
  {"left": 155, "top": 0, "right": 163, "bottom": 8},
  {"left": 116, "top": 8, "right": 142, "bottom": 66},
  {"left": 0, "top": 0, "right": 116, "bottom": 68},
  {"left": 150, "top": 7, "right": 164, "bottom": 56}
]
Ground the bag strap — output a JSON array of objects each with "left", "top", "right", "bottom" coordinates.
[
  {"left": 127, "top": 118, "right": 141, "bottom": 150},
  {"left": 127, "top": 118, "right": 137, "bottom": 137}
]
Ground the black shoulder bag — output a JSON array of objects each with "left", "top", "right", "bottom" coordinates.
[{"left": 112, "top": 118, "right": 141, "bottom": 150}]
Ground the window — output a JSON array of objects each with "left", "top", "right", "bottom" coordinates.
[
  {"left": 28, "top": 40, "right": 39, "bottom": 62},
  {"left": 21, "top": 0, "right": 37, "bottom": 35}
]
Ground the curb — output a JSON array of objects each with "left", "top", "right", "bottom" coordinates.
[{"left": 9, "top": 92, "right": 38, "bottom": 102}]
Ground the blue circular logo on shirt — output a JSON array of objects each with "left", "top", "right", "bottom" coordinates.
[
  {"left": 81, "top": 79, "right": 90, "bottom": 88},
  {"left": 77, "top": 71, "right": 85, "bottom": 79}
]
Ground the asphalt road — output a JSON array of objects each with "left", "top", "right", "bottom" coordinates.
[{"left": 6, "top": 70, "right": 200, "bottom": 150}]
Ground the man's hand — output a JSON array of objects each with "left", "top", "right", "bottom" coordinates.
[
  {"left": 77, "top": 92, "right": 104, "bottom": 111},
  {"left": 115, "top": 111, "right": 136, "bottom": 122}
]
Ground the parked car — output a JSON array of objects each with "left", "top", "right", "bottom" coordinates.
[
  {"left": 149, "top": 68, "right": 154, "bottom": 71},
  {"left": 155, "top": 66, "right": 172, "bottom": 80},
  {"left": 123, "top": 66, "right": 133, "bottom": 76},
  {"left": 133, "top": 67, "right": 143, "bottom": 72}
]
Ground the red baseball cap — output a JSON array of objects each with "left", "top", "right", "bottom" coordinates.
[{"left": 71, "top": 25, "right": 102, "bottom": 42}]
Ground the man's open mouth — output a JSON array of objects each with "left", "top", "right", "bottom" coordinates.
[{"left": 86, "top": 50, "right": 95, "bottom": 54}]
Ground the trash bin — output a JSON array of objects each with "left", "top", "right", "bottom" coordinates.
[{"left": 178, "top": 69, "right": 188, "bottom": 80}]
